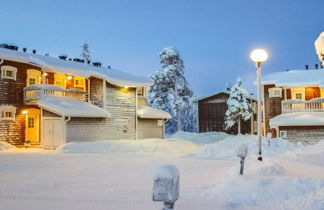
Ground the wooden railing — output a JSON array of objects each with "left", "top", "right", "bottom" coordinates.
[
  {"left": 24, "top": 84, "right": 86, "bottom": 104},
  {"left": 281, "top": 98, "right": 324, "bottom": 114}
]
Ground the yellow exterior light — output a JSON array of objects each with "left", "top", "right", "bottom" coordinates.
[
  {"left": 43, "top": 72, "right": 48, "bottom": 76},
  {"left": 124, "top": 86, "right": 128, "bottom": 89},
  {"left": 22, "top": 110, "right": 28, "bottom": 114},
  {"left": 67, "top": 76, "right": 73, "bottom": 80},
  {"left": 250, "top": 49, "right": 268, "bottom": 63}
]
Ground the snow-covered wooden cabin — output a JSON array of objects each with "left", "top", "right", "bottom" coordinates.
[
  {"left": 193, "top": 91, "right": 257, "bottom": 134},
  {"left": 262, "top": 67, "right": 324, "bottom": 143},
  {"left": 0, "top": 46, "right": 171, "bottom": 149}
]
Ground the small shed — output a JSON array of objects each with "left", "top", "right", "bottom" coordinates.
[{"left": 194, "top": 91, "right": 257, "bottom": 134}]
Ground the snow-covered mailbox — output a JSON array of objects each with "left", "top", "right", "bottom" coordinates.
[
  {"left": 236, "top": 143, "right": 248, "bottom": 175},
  {"left": 153, "top": 164, "right": 179, "bottom": 210}
]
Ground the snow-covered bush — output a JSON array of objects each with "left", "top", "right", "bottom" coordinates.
[
  {"left": 236, "top": 143, "right": 248, "bottom": 159},
  {"left": 224, "top": 78, "right": 253, "bottom": 134}
]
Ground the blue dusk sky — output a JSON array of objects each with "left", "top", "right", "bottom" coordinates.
[{"left": 0, "top": 0, "right": 323, "bottom": 97}]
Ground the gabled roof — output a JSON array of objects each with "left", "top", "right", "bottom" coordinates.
[
  {"left": 0, "top": 47, "right": 153, "bottom": 87},
  {"left": 262, "top": 69, "right": 324, "bottom": 88},
  {"left": 193, "top": 91, "right": 256, "bottom": 103}
]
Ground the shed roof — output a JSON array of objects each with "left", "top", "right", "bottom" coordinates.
[{"left": 193, "top": 91, "right": 256, "bottom": 103}]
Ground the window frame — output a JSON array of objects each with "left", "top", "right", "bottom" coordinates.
[
  {"left": 268, "top": 87, "right": 282, "bottom": 98},
  {"left": 73, "top": 76, "right": 85, "bottom": 89},
  {"left": 0, "top": 105, "right": 16, "bottom": 121},
  {"left": 1, "top": 65, "right": 17, "bottom": 80}
]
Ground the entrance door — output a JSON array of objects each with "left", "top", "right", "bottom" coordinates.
[
  {"left": 42, "top": 118, "right": 64, "bottom": 149},
  {"left": 26, "top": 109, "right": 40, "bottom": 144}
]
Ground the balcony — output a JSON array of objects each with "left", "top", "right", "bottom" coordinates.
[
  {"left": 24, "top": 84, "right": 86, "bottom": 105},
  {"left": 281, "top": 98, "right": 324, "bottom": 114}
]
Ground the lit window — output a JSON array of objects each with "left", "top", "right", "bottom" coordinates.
[
  {"left": 296, "top": 93, "right": 302, "bottom": 100},
  {"left": 268, "top": 88, "right": 282, "bottom": 98},
  {"left": 0, "top": 105, "right": 16, "bottom": 121},
  {"left": 74, "top": 76, "right": 85, "bottom": 89},
  {"left": 28, "top": 118, "right": 35, "bottom": 128},
  {"left": 1, "top": 66, "right": 17, "bottom": 80},
  {"left": 29, "top": 78, "right": 36, "bottom": 85}
]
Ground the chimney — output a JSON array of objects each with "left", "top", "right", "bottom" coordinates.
[
  {"left": 107, "top": 65, "right": 111, "bottom": 69},
  {"left": 32, "top": 49, "right": 36, "bottom": 54},
  {"left": 321, "top": 64, "right": 324, "bottom": 69},
  {"left": 286, "top": 69, "right": 290, "bottom": 71},
  {"left": 92, "top": 61, "right": 102, "bottom": 67},
  {"left": 58, "top": 54, "right": 68, "bottom": 60},
  {"left": 315, "top": 64, "right": 319, "bottom": 70},
  {"left": 68, "top": 58, "right": 72, "bottom": 61},
  {"left": 45, "top": 53, "right": 49, "bottom": 56},
  {"left": 305, "top": 65, "right": 309, "bottom": 70},
  {"left": 23, "top": 48, "right": 27, "bottom": 52}
]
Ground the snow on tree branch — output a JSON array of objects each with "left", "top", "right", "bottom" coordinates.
[{"left": 315, "top": 32, "right": 324, "bottom": 65}]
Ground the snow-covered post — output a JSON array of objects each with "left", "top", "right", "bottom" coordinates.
[
  {"left": 153, "top": 165, "right": 180, "bottom": 210},
  {"left": 266, "top": 132, "right": 272, "bottom": 147},
  {"left": 236, "top": 143, "right": 248, "bottom": 175},
  {"left": 250, "top": 49, "right": 268, "bottom": 161}
]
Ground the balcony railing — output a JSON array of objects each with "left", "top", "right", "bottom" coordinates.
[
  {"left": 281, "top": 98, "right": 324, "bottom": 114},
  {"left": 24, "top": 84, "right": 86, "bottom": 104}
]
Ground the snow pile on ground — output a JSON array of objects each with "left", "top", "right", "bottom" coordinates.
[
  {"left": 190, "top": 135, "right": 303, "bottom": 160},
  {"left": 58, "top": 138, "right": 198, "bottom": 156},
  {"left": 285, "top": 140, "right": 324, "bottom": 167},
  {"left": 170, "top": 131, "right": 229, "bottom": 145},
  {"left": 184, "top": 158, "right": 324, "bottom": 209},
  {"left": 0, "top": 142, "right": 16, "bottom": 151}
]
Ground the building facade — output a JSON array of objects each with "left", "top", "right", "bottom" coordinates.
[
  {"left": 0, "top": 46, "right": 171, "bottom": 149},
  {"left": 262, "top": 68, "right": 324, "bottom": 144},
  {"left": 194, "top": 91, "right": 257, "bottom": 134}
]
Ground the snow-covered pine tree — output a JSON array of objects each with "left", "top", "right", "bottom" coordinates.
[
  {"left": 224, "top": 78, "right": 253, "bottom": 134},
  {"left": 148, "top": 47, "right": 195, "bottom": 134},
  {"left": 81, "top": 42, "right": 91, "bottom": 64},
  {"left": 315, "top": 32, "right": 324, "bottom": 64}
]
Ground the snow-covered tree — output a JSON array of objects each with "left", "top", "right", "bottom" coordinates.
[
  {"left": 315, "top": 32, "right": 324, "bottom": 65},
  {"left": 81, "top": 42, "right": 91, "bottom": 63},
  {"left": 224, "top": 78, "right": 253, "bottom": 134},
  {"left": 148, "top": 47, "right": 195, "bottom": 134}
]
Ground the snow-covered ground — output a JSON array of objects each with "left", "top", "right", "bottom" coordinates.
[{"left": 1, "top": 132, "right": 324, "bottom": 210}]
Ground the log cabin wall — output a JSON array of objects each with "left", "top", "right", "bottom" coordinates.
[{"left": 0, "top": 60, "right": 41, "bottom": 144}]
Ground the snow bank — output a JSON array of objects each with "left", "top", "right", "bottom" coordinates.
[
  {"left": 0, "top": 142, "right": 16, "bottom": 151},
  {"left": 58, "top": 138, "right": 198, "bottom": 156},
  {"left": 190, "top": 135, "right": 302, "bottom": 160},
  {"left": 285, "top": 140, "right": 324, "bottom": 167},
  {"left": 186, "top": 159, "right": 324, "bottom": 209},
  {"left": 170, "top": 131, "right": 229, "bottom": 145}
]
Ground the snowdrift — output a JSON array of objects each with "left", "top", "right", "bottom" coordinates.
[
  {"left": 0, "top": 142, "right": 16, "bottom": 151},
  {"left": 58, "top": 138, "right": 198, "bottom": 156},
  {"left": 170, "top": 131, "right": 229, "bottom": 145},
  {"left": 190, "top": 135, "right": 303, "bottom": 160}
]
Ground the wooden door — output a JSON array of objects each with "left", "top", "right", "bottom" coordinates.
[
  {"left": 26, "top": 109, "right": 40, "bottom": 144},
  {"left": 42, "top": 118, "right": 64, "bottom": 149},
  {"left": 52, "top": 119, "right": 64, "bottom": 148}
]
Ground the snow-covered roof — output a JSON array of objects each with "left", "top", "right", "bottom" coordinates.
[
  {"left": 0, "top": 47, "right": 153, "bottom": 87},
  {"left": 270, "top": 112, "right": 324, "bottom": 126},
  {"left": 262, "top": 70, "right": 324, "bottom": 88},
  {"left": 137, "top": 105, "right": 172, "bottom": 119},
  {"left": 37, "top": 97, "right": 111, "bottom": 118},
  {"left": 193, "top": 91, "right": 256, "bottom": 103}
]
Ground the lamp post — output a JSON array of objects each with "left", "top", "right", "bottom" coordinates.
[{"left": 250, "top": 49, "right": 268, "bottom": 161}]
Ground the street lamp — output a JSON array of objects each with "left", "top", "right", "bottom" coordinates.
[{"left": 250, "top": 48, "right": 268, "bottom": 161}]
